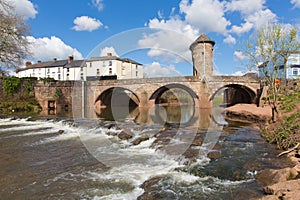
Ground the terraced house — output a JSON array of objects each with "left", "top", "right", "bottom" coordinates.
[
  {"left": 258, "top": 52, "right": 300, "bottom": 79},
  {"left": 16, "top": 53, "right": 143, "bottom": 81}
]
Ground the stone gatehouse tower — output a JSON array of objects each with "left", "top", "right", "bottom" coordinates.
[{"left": 190, "top": 34, "right": 215, "bottom": 79}]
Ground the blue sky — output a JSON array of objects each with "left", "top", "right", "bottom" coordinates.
[{"left": 10, "top": 0, "right": 300, "bottom": 77}]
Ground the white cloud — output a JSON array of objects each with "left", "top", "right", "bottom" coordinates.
[
  {"left": 92, "top": 0, "right": 104, "bottom": 11},
  {"left": 226, "top": 0, "right": 276, "bottom": 35},
  {"left": 231, "top": 70, "right": 246, "bottom": 76},
  {"left": 140, "top": 0, "right": 231, "bottom": 64},
  {"left": 8, "top": 0, "right": 38, "bottom": 19},
  {"left": 157, "top": 10, "right": 163, "bottom": 19},
  {"left": 291, "top": 0, "right": 300, "bottom": 8},
  {"left": 231, "top": 69, "right": 258, "bottom": 76},
  {"left": 225, "top": 0, "right": 266, "bottom": 16},
  {"left": 143, "top": 62, "right": 181, "bottom": 77},
  {"left": 100, "top": 47, "right": 118, "bottom": 57},
  {"left": 26, "top": 36, "right": 83, "bottom": 61},
  {"left": 230, "top": 21, "right": 253, "bottom": 35},
  {"left": 234, "top": 51, "right": 248, "bottom": 61},
  {"left": 140, "top": 18, "right": 197, "bottom": 63},
  {"left": 246, "top": 9, "right": 277, "bottom": 29},
  {"left": 180, "top": 0, "right": 230, "bottom": 33},
  {"left": 223, "top": 34, "right": 236, "bottom": 45},
  {"left": 72, "top": 16, "right": 103, "bottom": 32}
]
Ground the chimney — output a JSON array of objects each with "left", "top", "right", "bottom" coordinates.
[
  {"left": 25, "top": 61, "right": 32, "bottom": 67},
  {"left": 68, "top": 56, "right": 74, "bottom": 63},
  {"left": 107, "top": 52, "right": 112, "bottom": 57}
]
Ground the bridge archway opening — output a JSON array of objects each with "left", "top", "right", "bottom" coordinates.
[
  {"left": 95, "top": 87, "right": 140, "bottom": 120},
  {"left": 149, "top": 83, "right": 198, "bottom": 105},
  {"left": 149, "top": 84, "right": 198, "bottom": 126},
  {"left": 211, "top": 84, "right": 256, "bottom": 107},
  {"left": 95, "top": 87, "right": 140, "bottom": 108}
]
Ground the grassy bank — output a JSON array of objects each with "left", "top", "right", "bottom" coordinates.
[{"left": 261, "top": 81, "right": 300, "bottom": 150}]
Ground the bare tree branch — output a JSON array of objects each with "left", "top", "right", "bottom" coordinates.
[{"left": 0, "top": 0, "right": 31, "bottom": 72}]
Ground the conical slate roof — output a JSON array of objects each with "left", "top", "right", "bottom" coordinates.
[
  {"left": 194, "top": 34, "right": 215, "bottom": 45},
  {"left": 190, "top": 34, "right": 215, "bottom": 50}
]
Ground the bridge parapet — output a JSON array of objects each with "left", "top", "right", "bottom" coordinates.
[{"left": 33, "top": 75, "right": 261, "bottom": 115}]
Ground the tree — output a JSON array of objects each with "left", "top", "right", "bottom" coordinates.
[
  {"left": 0, "top": 0, "right": 30, "bottom": 71},
  {"left": 239, "top": 22, "right": 300, "bottom": 122}
]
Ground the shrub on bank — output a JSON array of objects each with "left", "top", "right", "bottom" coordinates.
[{"left": 262, "top": 80, "right": 300, "bottom": 150}]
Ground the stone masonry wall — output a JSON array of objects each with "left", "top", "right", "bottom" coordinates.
[{"left": 34, "top": 81, "right": 74, "bottom": 115}]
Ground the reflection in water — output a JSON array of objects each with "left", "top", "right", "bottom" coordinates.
[
  {"left": 95, "top": 104, "right": 224, "bottom": 130},
  {"left": 96, "top": 106, "right": 138, "bottom": 121},
  {"left": 151, "top": 105, "right": 196, "bottom": 126}
]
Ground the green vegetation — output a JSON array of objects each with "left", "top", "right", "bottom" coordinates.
[
  {"left": 0, "top": 77, "right": 41, "bottom": 113},
  {"left": 3, "top": 76, "right": 21, "bottom": 96},
  {"left": 54, "top": 88, "right": 64, "bottom": 103},
  {"left": 239, "top": 22, "right": 300, "bottom": 122},
  {"left": 262, "top": 81, "right": 300, "bottom": 150}
]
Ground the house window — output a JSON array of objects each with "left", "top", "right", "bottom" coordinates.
[
  {"left": 136, "top": 71, "right": 138, "bottom": 77},
  {"left": 66, "top": 74, "right": 69, "bottom": 80},
  {"left": 97, "top": 69, "right": 100, "bottom": 75},
  {"left": 47, "top": 68, "right": 50, "bottom": 74},
  {"left": 81, "top": 73, "right": 84, "bottom": 80},
  {"left": 293, "top": 69, "right": 298, "bottom": 76},
  {"left": 80, "top": 67, "right": 83, "bottom": 71},
  {"left": 109, "top": 61, "right": 112, "bottom": 66},
  {"left": 58, "top": 74, "right": 61, "bottom": 80},
  {"left": 90, "top": 63, "right": 92, "bottom": 68},
  {"left": 121, "top": 66, "right": 125, "bottom": 76},
  {"left": 136, "top": 65, "right": 138, "bottom": 70},
  {"left": 109, "top": 68, "right": 112, "bottom": 75},
  {"left": 58, "top": 67, "right": 61, "bottom": 73},
  {"left": 67, "top": 68, "right": 70, "bottom": 72}
]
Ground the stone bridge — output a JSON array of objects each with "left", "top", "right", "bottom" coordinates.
[
  {"left": 68, "top": 74, "right": 260, "bottom": 118},
  {"left": 33, "top": 34, "right": 261, "bottom": 118},
  {"left": 34, "top": 74, "right": 260, "bottom": 120}
]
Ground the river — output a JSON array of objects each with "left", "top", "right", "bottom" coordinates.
[{"left": 0, "top": 105, "right": 290, "bottom": 199}]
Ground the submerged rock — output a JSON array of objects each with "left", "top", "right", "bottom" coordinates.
[
  {"left": 207, "top": 151, "right": 221, "bottom": 160},
  {"left": 132, "top": 135, "right": 150, "bottom": 145},
  {"left": 118, "top": 130, "right": 133, "bottom": 140}
]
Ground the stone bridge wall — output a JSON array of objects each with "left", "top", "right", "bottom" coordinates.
[
  {"left": 34, "top": 81, "right": 74, "bottom": 115},
  {"left": 33, "top": 75, "right": 260, "bottom": 116}
]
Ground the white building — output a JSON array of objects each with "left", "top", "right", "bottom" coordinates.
[
  {"left": 16, "top": 54, "right": 143, "bottom": 81},
  {"left": 85, "top": 53, "right": 143, "bottom": 80},
  {"left": 258, "top": 52, "right": 300, "bottom": 79},
  {"left": 286, "top": 53, "right": 300, "bottom": 79}
]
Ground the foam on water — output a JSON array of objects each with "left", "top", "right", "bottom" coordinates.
[{"left": 0, "top": 117, "right": 254, "bottom": 199}]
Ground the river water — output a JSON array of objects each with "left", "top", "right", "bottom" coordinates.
[{"left": 0, "top": 106, "right": 291, "bottom": 200}]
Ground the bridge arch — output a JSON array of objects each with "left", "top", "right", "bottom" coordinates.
[
  {"left": 95, "top": 87, "right": 140, "bottom": 108},
  {"left": 210, "top": 84, "right": 256, "bottom": 106},
  {"left": 149, "top": 83, "right": 198, "bottom": 104}
]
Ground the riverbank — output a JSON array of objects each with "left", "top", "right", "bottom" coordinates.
[
  {"left": 225, "top": 103, "right": 300, "bottom": 200},
  {"left": 224, "top": 103, "right": 272, "bottom": 123}
]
